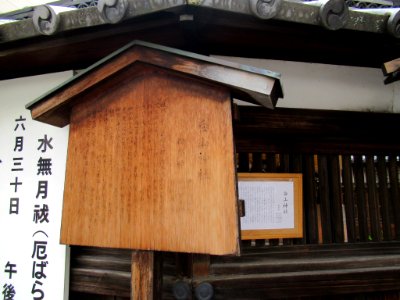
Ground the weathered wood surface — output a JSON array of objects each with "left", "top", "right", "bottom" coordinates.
[
  {"left": 234, "top": 106, "right": 400, "bottom": 154},
  {"left": 70, "top": 247, "right": 172, "bottom": 299},
  {"left": 61, "top": 65, "right": 240, "bottom": 255},
  {"left": 204, "top": 243, "right": 400, "bottom": 299},
  {"left": 131, "top": 251, "right": 162, "bottom": 300},
  {"left": 70, "top": 247, "right": 131, "bottom": 297},
  {"left": 70, "top": 242, "right": 400, "bottom": 299}
]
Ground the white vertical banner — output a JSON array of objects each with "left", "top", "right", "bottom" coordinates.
[{"left": 0, "top": 71, "right": 72, "bottom": 300}]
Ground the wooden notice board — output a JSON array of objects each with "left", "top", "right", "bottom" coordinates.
[
  {"left": 238, "top": 173, "right": 303, "bottom": 240},
  {"left": 60, "top": 66, "right": 240, "bottom": 255},
  {"left": 26, "top": 41, "right": 283, "bottom": 256}
]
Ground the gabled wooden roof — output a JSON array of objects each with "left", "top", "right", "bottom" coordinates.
[{"left": 26, "top": 40, "right": 283, "bottom": 127}]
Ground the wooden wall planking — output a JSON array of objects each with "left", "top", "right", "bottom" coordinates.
[
  {"left": 342, "top": 155, "right": 356, "bottom": 243},
  {"left": 389, "top": 156, "right": 400, "bottom": 239},
  {"left": 303, "top": 154, "right": 319, "bottom": 244},
  {"left": 329, "top": 155, "right": 344, "bottom": 243},
  {"left": 318, "top": 155, "right": 333, "bottom": 244},
  {"left": 377, "top": 156, "right": 392, "bottom": 240},
  {"left": 366, "top": 155, "right": 382, "bottom": 242}
]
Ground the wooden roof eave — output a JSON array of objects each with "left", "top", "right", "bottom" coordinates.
[
  {"left": 26, "top": 40, "right": 283, "bottom": 127},
  {"left": 0, "top": 0, "right": 400, "bottom": 43},
  {"left": 2, "top": 0, "right": 400, "bottom": 45}
]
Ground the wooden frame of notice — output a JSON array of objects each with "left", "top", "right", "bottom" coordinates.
[{"left": 238, "top": 173, "right": 303, "bottom": 240}]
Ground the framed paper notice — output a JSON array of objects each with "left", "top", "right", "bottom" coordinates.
[{"left": 238, "top": 173, "right": 303, "bottom": 240}]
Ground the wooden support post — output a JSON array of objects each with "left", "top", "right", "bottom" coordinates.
[
  {"left": 131, "top": 251, "right": 162, "bottom": 300},
  {"left": 191, "top": 254, "right": 213, "bottom": 300},
  {"left": 191, "top": 254, "right": 211, "bottom": 278}
]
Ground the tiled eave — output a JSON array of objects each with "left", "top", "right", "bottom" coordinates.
[{"left": 1, "top": 0, "right": 400, "bottom": 43}]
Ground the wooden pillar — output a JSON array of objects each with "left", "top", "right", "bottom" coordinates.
[{"left": 131, "top": 251, "right": 162, "bottom": 300}]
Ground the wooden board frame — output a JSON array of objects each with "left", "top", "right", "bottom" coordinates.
[{"left": 238, "top": 173, "right": 303, "bottom": 240}]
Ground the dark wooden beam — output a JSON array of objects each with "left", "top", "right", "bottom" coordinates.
[
  {"left": 205, "top": 243, "right": 400, "bottom": 299},
  {"left": 234, "top": 106, "right": 400, "bottom": 154},
  {"left": 1, "top": 7, "right": 400, "bottom": 80},
  {"left": 0, "top": 11, "right": 185, "bottom": 80}
]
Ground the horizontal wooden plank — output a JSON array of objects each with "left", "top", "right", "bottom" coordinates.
[
  {"left": 235, "top": 107, "right": 400, "bottom": 137},
  {"left": 72, "top": 255, "right": 131, "bottom": 272},
  {"left": 211, "top": 255, "right": 400, "bottom": 275},
  {"left": 70, "top": 268, "right": 131, "bottom": 297},
  {"left": 237, "top": 242, "right": 400, "bottom": 257},
  {"left": 201, "top": 243, "right": 400, "bottom": 298},
  {"left": 234, "top": 107, "right": 400, "bottom": 154},
  {"left": 200, "top": 271, "right": 400, "bottom": 299}
]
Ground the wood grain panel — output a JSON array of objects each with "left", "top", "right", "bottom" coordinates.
[
  {"left": 60, "top": 65, "right": 239, "bottom": 255},
  {"left": 131, "top": 251, "right": 162, "bottom": 300}
]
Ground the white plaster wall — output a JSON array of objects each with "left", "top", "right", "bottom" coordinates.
[
  {"left": 0, "top": 71, "right": 73, "bottom": 109},
  {"left": 4, "top": 60, "right": 399, "bottom": 113},
  {"left": 215, "top": 56, "right": 400, "bottom": 113}
]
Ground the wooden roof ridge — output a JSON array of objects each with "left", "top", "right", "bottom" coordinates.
[{"left": 26, "top": 40, "right": 283, "bottom": 127}]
